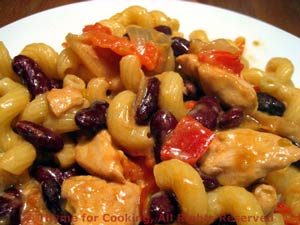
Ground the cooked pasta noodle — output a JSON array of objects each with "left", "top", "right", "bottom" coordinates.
[
  {"left": 57, "top": 47, "right": 81, "bottom": 79},
  {"left": 0, "top": 78, "right": 36, "bottom": 175},
  {"left": 120, "top": 55, "right": 144, "bottom": 93},
  {"left": 266, "top": 166, "right": 300, "bottom": 215},
  {"left": 19, "top": 93, "right": 49, "bottom": 124},
  {"left": 86, "top": 77, "right": 111, "bottom": 103},
  {"left": 0, "top": 5, "right": 299, "bottom": 225},
  {"left": 0, "top": 41, "right": 20, "bottom": 81},
  {"left": 63, "top": 74, "right": 86, "bottom": 90},
  {"left": 265, "top": 57, "right": 294, "bottom": 86},
  {"left": 157, "top": 71, "right": 188, "bottom": 120},
  {"left": 155, "top": 159, "right": 267, "bottom": 225},
  {"left": 20, "top": 43, "right": 59, "bottom": 79},
  {"left": 107, "top": 90, "right": 153, "bottom": 157}
]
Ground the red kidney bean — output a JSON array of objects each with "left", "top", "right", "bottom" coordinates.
[
  {"left": 0, "top": 187, "right": 22, "bottom": 225},
  {"left": 171, "top": 37, "right": 190, "bottom": 57},
  {"left": 75, "top": 100, "right": 109, "bottom": 134},
  {"left": 41, "top": 180, "right": 65, "bottom": 219},
  {"left": 41, "top": 179, "right": 72, "bottom": 225},
  {"left": 149, "top": 191, "right": 180, "bottom": 224},
  {"left": 33, "top": 166, "right": 64, "bottom": 184},
  {"left": 61, "top": 164, "right": 88, "bottom": 180},
  {"left": 32, "top": 163, "right": 87, "bottom": 185},
  {"left": 188, "top": 96, "right": 221, "bottom": 130},
  {"left": 0, "top": 197, "right": 15, "bottom": 217},
  {"left": 136, "top": 77, "right": 160, "bottom": 125},
  {"left": 257, "top": 92, "right": 286, "bottom": 116},
  {"left": 219, "top": 107, "right": 244, "bottom": 129},
  {"left": 154, "top": 25, "right": 172, "bottom": 35},
  {"left": 49, "top": 78, "right": 63, "bottom": 89},
  {"left": 150, "top": 110, "right": 178, "bottom": 162},
  {"left": 199, "top": 173, "right": 220, "bottom": 191},
  {"left": 198, "top": 96, "right": 222, "bottom": 114},
  {"left": 183, "top": 79, "right": 203, "bottom": 101},
  {"left": 33, "top": 165, "right": 83, "bottom": 225},
  {"left": 14, "top": 120, "right": 64, "bottom": 152},
  {"left": 12, "top": 55, "right": 52, "bottom": 98}
]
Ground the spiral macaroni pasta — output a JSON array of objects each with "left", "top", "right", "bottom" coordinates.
[{"left": 0, "top": 5, "right": 299, "bottom": 225}]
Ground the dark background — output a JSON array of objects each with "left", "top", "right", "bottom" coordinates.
[{"left": 0, "top": 0, "right": 299, "bottom": 36}]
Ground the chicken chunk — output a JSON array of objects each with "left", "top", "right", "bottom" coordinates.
[
  {"left": 76, "top": 130, "right": 126, "bottom": 183},
  {"left": 61, "top": 176, "right": 141, "bottom": 225},
  {"left": 176, "top": 54, "right": 200, "bottom": 78},
  {"left": 177, "top": 54, "right": 257, "bottom": 112},
  {"left": 200, "top": 128, "right": 300, "bottom": 187},
  {"left": 46, "top": 87, "right": 84, "bottom": 117}
]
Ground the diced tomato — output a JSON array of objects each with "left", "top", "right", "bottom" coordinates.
[
  {"left": 83, "top": 24, "right": 160, "bottom": 70},
  {"left": 198, "top": 50, "right": 244, "bottom": 74},
  {"left": 274, "top": 202, "right": 300, "bottom": 225},
  {"left": 160, "top": 116, "right": 215, "bottom": 165},
  {"left": 275, "top": 202, "right": 292, "bottom": 214},
  {"left": 83, "top": 22, "right": 112, "bottom": 34},
  {"left": 184, "top": 100, "right": 197, "bottom": 110}
]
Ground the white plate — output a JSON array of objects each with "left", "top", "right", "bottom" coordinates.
[{"left": 1, "top": 0, "right": 299, "bottom": 86}]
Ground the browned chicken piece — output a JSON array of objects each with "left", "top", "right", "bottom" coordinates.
[
  {"left": 46, "top": 87, "right": 84, "bottom": 117},
  {"left": 76, "top": 130, "right": 126, "bottom": 183},
  {"left": 252, "top": 184, "right": 277, "bottom": 215},
  {"left": 200, "top": 128, "right": 300, "bottom": 187},
  {"left": 176, "top": 54, "right": 200, "bottom": 78},
  {"left": 177, "top": 54, "right": 257, "bottom": 112},
  {"left": 61, "top": 176, "right": 141, "bottom": 225}
]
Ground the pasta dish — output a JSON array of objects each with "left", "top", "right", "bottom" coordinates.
[{"left": 0, "top": 5, "right": 300, "bottom": 225}]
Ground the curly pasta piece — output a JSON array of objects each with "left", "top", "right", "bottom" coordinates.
[
  {"left": 0, "top": 41, "right": 20, "bottom": 81},
  {"left": 0, "top": 78, "right": 30, "bottom": 126},
  {"left": 149, "top": 10, "right": 180, "bottom": 34},
  {"left": 0, "top": 141, "right": 36, "bottom": 175},
  {"left": 241, "top": 68, "right": 265, "bottom": 88},
  {"left": 154, "top": 159, "right": 267, "bottom": 225},
  {"left": 107, "top": 90, "right": 153, "bottom": 157},
  {"left": 247, "top": 72, "right": 300, "bottom": 143},
  {"left": 208, "top": 186, "right": 266, "bottom": 225},
  {"left": 100, "top": 6, "right": 180, "bottom": 37},
  {"left": 154, "top": 159, "right": 209, "bottom": 225},
  {"left": 265, "top": 57, "right": 294, "bottom": 86},
  {"left": 120, "top": 55, "right": 144, "bottom": 93},
  {"left": 43, "top": 104, "right": 85, "bottom": 134},
  {"left": 252, "top": 184, "right": 277, "bottom": 215},
  {"left": 0, "top": 78, "right": 36, "bottom": 175},
  {"left": 110, "top": 6, "right": 153, "bottom": 28},
  {"left": 20, "top": 43, "right": 59, "bottom": 79},
  {"left": 55, "top": 139, "right": 76, "bottom": 169},
  {"left": 57, "top": 47, "right": 81, "bottom": 79},
  {"left": 157, "top": 71, "right": 188, "bottom": 120},
  {"left": 86, "top": 78, "right": 111, "bottom": 103},
  {"left": 19, "top": 93, "right": 49, "bottom": 124},
  {"left": 63, "top": 74, "right": 86, "bottom": 91},
  {"left": 266, "top": 166, "right": 300, "bottom": 216}
]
